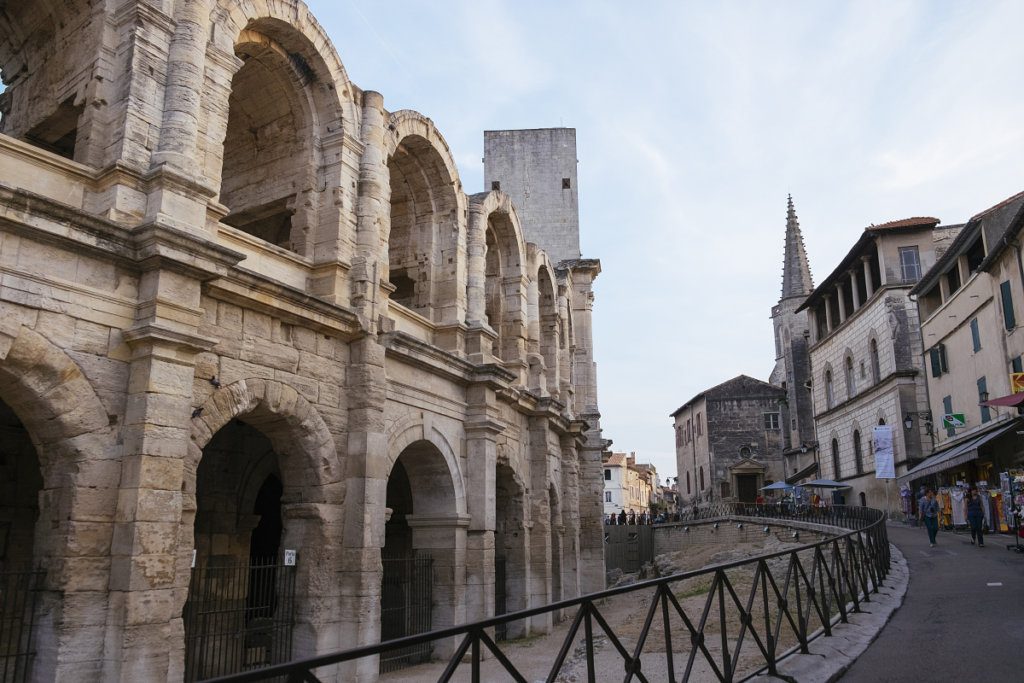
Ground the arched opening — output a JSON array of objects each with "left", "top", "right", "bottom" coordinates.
[
  {"left": 845, "top": 354, "right": 857, "bottom": 398},
  {"left": 870, "top": 338, "right": 881, "bottom": 384},
  {"left": 184, "top": 420, "right": 295, "bottom": 682},
  {"left": 494, "top": 463, "right": 527, "bottom": 640},
  {"left": 831, "top": 438, "right": 841, "bottom": 479},
  {"left": 699, "top": 467, "right": 705, "bottom": 491},
  {"left": 387, "top": 136, "right": 458, "bottom": 320},
  {"left": 0, "top": 398, "right": 44, "bottom": 678},
  {"left": 218, "top": 30, "right": 318, "bottom": 254},
  {"left": 482, "top": 211, "right": 524, "bottom": 364},
  {"left": 825, "top": 368, "right": 835, "bottom": 409},
  {"left": 686, "top": 471, "right": 691, "bottom": 495},
  {"left": 537, "top": 267, "right": 560, "bottom": 396},
  {"left": 853, "top": 430, "right": 863, "bottom": 474},
  {"left": 859, "top": 491, "right": 867, "bottom": 507},
  {"left": 381, "top": 440, "right": 461, "bottom": 670}
]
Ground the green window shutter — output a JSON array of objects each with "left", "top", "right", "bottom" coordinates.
[
  {"left": 939, "top": 344, "right": 949, "bottom": 373},
  {"left": 978, "top": 376, "right": 991, "bottom": 424},
  {"left": 970, "top": 318, "right": 981, "bottom": 352},
  {"left": 942, "top": 395, "right": 954, "bottom": 437},
  {"left": 930, "top": 348, "right": 942, "bottom": 377},
  {"left": 1001, "top": 281, "right": 1016, "bottom": 330},
  {"left": 1012, "top": 356, "right": 1023, "bottom": 373}
]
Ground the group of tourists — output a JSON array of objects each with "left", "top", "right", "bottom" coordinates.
[
  {"left": 604, "top": 510, "right": 678, "bottom": 525},
  {"left": 917, "top": 486, "right": 987, "bottom": 547}
]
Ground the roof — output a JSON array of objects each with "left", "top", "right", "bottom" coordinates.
[
  {"left": 780, "top": 195, "right": 814, "bottom": 300},
  {"left": 797, "top": 216, "right": 940, "bottom": 313},
  {"left": 670, "top": 374, "right": 783, "bottom": 417},
  {"left": 604, "top": 452, "right": 626, "bottom": 466},
  {"left": 868, "top": 217, "right": 940, "bottom": 232},
  {"left": 911, "top": 190, "right": 1024, "bottom": 296}
]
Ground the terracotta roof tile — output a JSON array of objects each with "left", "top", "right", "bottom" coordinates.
[{"left": 867, "top": 216, "right": 940, "bottom": 231}]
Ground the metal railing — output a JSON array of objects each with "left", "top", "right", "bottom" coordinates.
[
  {"left": 203, "top": 503, "right": 890, "bottom": 683},
  {"left": 379, "top": 555, "right": 433, "bottom": 672},
  {"left": 0, "top": 568, "right": 43, "bottom": 683}
]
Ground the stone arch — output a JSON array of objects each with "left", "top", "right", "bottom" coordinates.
[
  {"left": 384, "top": 111, "right": 464, "bottom": 323},
  {"left": 851, "top": 423, "right": 864, "bottom": 474},
  {"left": 204, "top": 4, "right": 355, "bottom": 257},
  {"left": 182, "top": 378, "right": 342, "bottom": 671},
  {"left": 527, "top": 252, "right": 561, "bottom": 397},
  {"left": 868, "top": 331, "right": 882, "bottom": 384},
  {"left": 843, "top": 348, "right": 857, "bottom": 398},
  {"left": 384, "top": 421, "right": 466, "bottom": 516},
  {"left": 823, "top": 362, "right": 835, "bottom": 409},
  {"left": 830, "top": 433, "right": 842, "bottom": 480},
  {"left": 0, "top": 324, "right": 115, "bottom": 680}
]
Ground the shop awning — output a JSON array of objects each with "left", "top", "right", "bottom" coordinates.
[
  {"left": 786, "top": 461, "right": 818, "bottom": 484},
  {"left": 898, "top": 419, "right": 1021, "bottom": 482},
  {"left": 979, "top": 392, "right": 1024, "bottom": 407}
]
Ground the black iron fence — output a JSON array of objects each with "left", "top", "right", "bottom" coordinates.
[
  {"left": 494, "top": 556, "right": 507, "bottom": 642},
  {"left": 202, "top": 504, "right": 891, "bottom": 682},
  {"left": 0, "top": 568, "right": 42, "bottom": 683},
  {"left": 184, "top": 560, "right": 297, "bottom": 682},
  {"left": 379, "top": 555, "right": 433, "bottom": 672}
]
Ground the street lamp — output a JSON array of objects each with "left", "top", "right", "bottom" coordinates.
[{"left": 904, "top": 411, "right": 933, "bottom": 434}]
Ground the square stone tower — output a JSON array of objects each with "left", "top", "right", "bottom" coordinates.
[{"left": 484, "top": 128, "right": 581, "bottom": 264}]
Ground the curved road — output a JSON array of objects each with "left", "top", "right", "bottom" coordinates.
[{"left": 840, "top": 523, "right": 1024, "bottom": 681}]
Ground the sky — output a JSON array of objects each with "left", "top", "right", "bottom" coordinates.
[{"left": 306, "top": 0, "right": 1024, "bottom": 481}]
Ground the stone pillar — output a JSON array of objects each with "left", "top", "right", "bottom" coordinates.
[
  {"left": 153, "top": 0, "right": 213, "bottom": 169},
  {"left": 466, "top": 200, "right": 488, "bottom": 325},
  {"left": 352, "top": 91, "right": 389, "bottom": 324},
  {"left": 463, "top": 389, "right": 503, "bottom": 624},
  {"left": 406, "top": 514, "right": 470, "bottom": 657},
  {"left": 850, "top": 271, "right": 861, "bottom": 310},
  {"left": 339, "top": 336, "right": 388, "bottom": 683},
  {"left": 862, "top": 256, "right": 875, "bottom": 299},
  {"left": 824, "top": 294, "right": 834, "bottom": 332},
  {"left": 558, "top": 433, "right": 582, "bottom": 600},
  {"left": 526, "top": 417, "right": 553, "bottom": 634},
  {"left": 836, "top": 283, "right": 847, "bottom": 323},
  {"left": 104, "top": 226, "right": 238, "bottom": 682}
]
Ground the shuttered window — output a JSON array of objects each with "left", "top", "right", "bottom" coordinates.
[
  {"left": 1012, "top": 356, "right": 1022, "bottom": 373},
  {"left": 970, "top": 318, "right": 981, "bottom": 352},
  {"left": 978, "top": 377, "right": 991, "bottom": 424},
  {"left": 942, "top": 395, "right": 954, "bottom": 437},
  {"left": 1001, "top": 281, "right": 1016, "bottom": 330}
]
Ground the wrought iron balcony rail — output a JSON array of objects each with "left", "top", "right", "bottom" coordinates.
[{"left": 204, "top": 503, "right": 891, "bottom": 683}]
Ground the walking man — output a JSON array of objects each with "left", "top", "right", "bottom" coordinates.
[{"left": 919, "top": 488, "right": 940, "bottom": 547}]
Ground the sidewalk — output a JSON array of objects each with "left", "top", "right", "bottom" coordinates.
[{"left": 839, "top": 523, "right": 1024, "bottom": 681}]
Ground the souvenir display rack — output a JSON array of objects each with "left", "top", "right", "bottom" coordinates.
[{"left": 1002, "top": 471, "right": 1024, "bottom": 554}]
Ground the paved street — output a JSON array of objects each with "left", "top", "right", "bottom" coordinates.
[{"left": 840, "top": 523, "right": 1024, "bottom": 681}]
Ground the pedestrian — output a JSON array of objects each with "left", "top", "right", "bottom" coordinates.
[
  {"left": 919, "top": 488, "right": 940, "bottom": 547},
  {"left": 618, "top": 509, "right": 627, "bottom": 525},
  {"left": 965, "top": 487, "right": 985, "bottom": 547}
]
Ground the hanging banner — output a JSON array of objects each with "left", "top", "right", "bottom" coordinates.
[{"left": 873, "top": 425, "right": 895, "bottom": 479}]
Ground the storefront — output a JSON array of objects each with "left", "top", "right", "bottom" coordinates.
[{"left": 898, "top": 417, "right": 1024, "bottom": 533}]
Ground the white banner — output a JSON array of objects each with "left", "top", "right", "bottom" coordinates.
[{"left": 873, "top": 425, "right": 895, "bottom": 479}]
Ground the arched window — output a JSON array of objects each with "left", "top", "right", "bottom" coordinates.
[
  {"left": 740, "top": 446, "right": 752, "bottom": 457},
  {"left": 853, "top": 430, "right": 863, "bottom": 474},
  {"left": 699, "top": 467, "right": 705, "bottom": 491},
  {"left": 686, "top": 471, "right": 691, "bottom": 494},
  {"left": 825, "top": 369, "right": 835, "bottom": 409},
  {"left": 845, "top": 354, "right": 857, "bottom": 397},
  {"left": 878, "top": 417, "right": 886, "bottom": 426},
  {"left": 870, "top": 338, "right": 881, "bottom": 383},
  {"left": 831, "top": 438, "right": 841, "bottom": 479}
]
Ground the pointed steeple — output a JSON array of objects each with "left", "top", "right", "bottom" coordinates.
[{"left": 781, "top": 194, "right": 814, "bottom": 299}]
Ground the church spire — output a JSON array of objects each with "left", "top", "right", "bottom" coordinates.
[{"left": 781, "top": 194, "right": 814, "bottom": 299}]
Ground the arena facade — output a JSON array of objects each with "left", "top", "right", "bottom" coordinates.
[{"left": 0, "top": 1, "right": 608, "bottom": 680}]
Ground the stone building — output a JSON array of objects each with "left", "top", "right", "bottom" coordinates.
[
  {"left": 770, "top": 197, "right": 820, "bottom": 480},
  {"left": 672, "top": 376, "right": 787, "bottom": 504},
  {"left": 798, "top": 217, "right": 954, "bottom": 507},
  {"left": 902, "top": 191, "right": 1024, "bottom": 485},
  {"left": 0, "top": 2, "right": 607, "bottom": 681},
  {"left": 601, "top": 452, "right": 654, "bottom": 517}
]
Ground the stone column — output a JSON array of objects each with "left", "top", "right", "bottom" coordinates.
[
  {"left": 352, "top": 91, "right": 389, "bottom": 324},
  {"left": 526, "top": 417, "right": 553, "bottom": 634},
  {"left": 850, "top": 271, "right": 861, "bottom": 310},
  {"left": 836, "top": 283, "right": 847, "bottom": 323},
  {"left": 558, "top": 433, "right": 582, "bottom": 600},
  {"left": 104, "top": 226, "right": 239, "bottom": 682},
  {"left": 824, "top": 294, "right": 834, "bottom": 332},
  {"left": 406, "top": 514, "right": 470, "bottom": 657},
  {"left": 862, "top": 256, "right": 875, "bottom": 298},
  {"left": 466, "top": 200, "right": 488, "bottom": 325}
]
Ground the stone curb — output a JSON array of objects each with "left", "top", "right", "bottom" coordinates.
[{"left": 745, "top": 542, "right": 909, "bottom": 683}]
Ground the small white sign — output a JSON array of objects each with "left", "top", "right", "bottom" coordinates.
[
  {"left": 283, "top": 549, "right": 297, "bottom": 566},
  {"left": 191, "top": 549, "right": 197, "bottom": 568}
]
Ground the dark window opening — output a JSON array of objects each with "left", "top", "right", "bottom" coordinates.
[
  {"left": 25, "top": 96, "right": 83, "bottom": 160},
  {"left": 1001, "top": 281, "right": 1016, "bottom": 330},
  {"left": 561, "top": 177, "right": 571, "bottom": 189},
  {"left": 1012, "top": 356, "right": 1023, "bottom": 373},
  {"left": 946, "top": 265, "right": 961, "bottom": 295},
  {"left": 970, "top": 318, "right": 981, "bottom": 352},
  {"left": 222, "top": 198, "right": 295, "bottom": 250},
  {"left": 604, "top": 469, "right": 611, "bottom": 481},
  {"left": 965, "top": 238, "right": 986, "bottom": 273},
  {"left": 978, "top": 376, "right": 991, "bottom": 424},
  {"left": 929, "top": 344, "right": 948, "bottom": 377},
  {"left": 942, "top": 395, "right": 954, "bottom": 437},
  {"left": 389, "top": 270, "right": 416, "bottom": 306},
  {"left": 491, "top": 181, "right": 501, "bottom": 191}
]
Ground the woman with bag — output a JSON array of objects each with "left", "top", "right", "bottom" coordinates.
[{"left": 965, "top": 487, "right": 986, "bottom": 547}]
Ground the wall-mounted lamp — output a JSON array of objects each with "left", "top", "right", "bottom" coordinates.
[{"left": 904, "top": 411, "right": 933, "bottom": 434}]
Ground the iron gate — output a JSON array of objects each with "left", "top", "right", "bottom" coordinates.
[
  {"left": 183, "top": 560, "right": 296, "bottom": 682},
  {"left": 494, "top": 556, "right": 507, "bottom": 641},
  {"left": 379, "top": 555, "right": 433, "bottom": 672},
  {"left": 604, "top": 525, "right": 654, "bottom": 574},
  {"left": 0, "top": 568, "right": 42, "bottom": 683}
]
